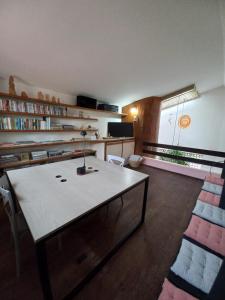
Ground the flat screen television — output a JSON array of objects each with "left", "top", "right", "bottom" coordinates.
[{"left": 108, "top": 122, "right": 133, "bottom": 137}]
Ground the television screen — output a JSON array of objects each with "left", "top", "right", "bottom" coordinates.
[{"left": 108, "top": 122, "right": 133, "bottom": 137}]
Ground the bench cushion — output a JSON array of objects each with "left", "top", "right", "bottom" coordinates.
[
  {"left": 198, "top": 191, "right": 220, "bottom": 207},
  {"left": 202, "top": 182, "right": 223, "bottom": 195},
  {"left": 184, "top": 215, "right": 225, "bottom": 256},
  {"left": 171, "top": 239, "right": 222, "bottom": 294},
  {"left": 193, "top": 200, "right": 225, "bottom": 227},
  {"left": 158, "top": 278, "right": 198, "bottom": 300},
  {"left": 205, "top": 175, "right": 224, "bottom": 186}
]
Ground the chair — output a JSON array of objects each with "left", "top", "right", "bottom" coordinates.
[
  {"left": 0, "top": 186, "right": 63, "bottom": 278},
  {"left": 0, "top": 186, "right": 28, "bottom": 278},
  {"left": 107, "top": 155, "right": 125, "bottom": 207},
  {"left": 107, "top": 154, "right": 125, "bottom": 167}
]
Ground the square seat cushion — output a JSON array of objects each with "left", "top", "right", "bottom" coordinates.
[
  {"left": 202, "top": 182, "right": 223, "bottom": 195},
  {"left": 158, "top": 278, "right": 198, "bottom": 300},
  {"left": 171, "top": 239, "right": 222, "bottom": 294},
  {"left": 193, "top": 200, "right": 225, "bottom": 227},
  {"left": 205, "top": 175, "right": 224, "bottom": 186},
  {"left": 184, "top": 215, "right": 225, "bottom": 256},
  {"left": 198, "top": 191, "right": 220, "bottom": 207}
]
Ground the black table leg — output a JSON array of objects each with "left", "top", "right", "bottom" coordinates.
[
  {"left": 141, "top": 177, "right": 149, "bottom": 223},
  {"left": 36, "top": 241, "right": 53, "bottom": 300}
]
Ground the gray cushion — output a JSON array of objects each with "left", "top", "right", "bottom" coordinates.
[
  {"left": 171, "top": 239, "right": 222, "bottom": 294},
  {"left": 193, "top": 200, "right": 225, "bottom": 228},
  {"left": 202, "top": 182, "right": 223, "bottom": 195}
]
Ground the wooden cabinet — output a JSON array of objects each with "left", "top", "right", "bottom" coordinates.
[
  {"left": 106, "top": 142, "right": 123, "bottom": 158},
  {"left": 105, "top": 139, "right": 135, "bottom": 160},
  {"left": 122, "top": 140, "right": 135, "bottom": 158}
]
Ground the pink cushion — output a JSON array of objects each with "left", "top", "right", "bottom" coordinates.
[
  {"left": 158, "top": 278, "right": 198, "bottom": 300},
  {"left": 198, "top": 190, "right": 220, "bottom": 207},
  {"left": 184, "top": 215, "right": 225, "bottom": 256},
  {"left": 205, "top": 175, "right": 224, "bottom": 186}
]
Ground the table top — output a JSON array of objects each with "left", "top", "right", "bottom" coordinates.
[{"left": 7, "top": 156, "right": 148, "bottom": 242}]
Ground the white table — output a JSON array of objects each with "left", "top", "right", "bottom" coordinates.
[{"left": 7, "top": 156, "right": 149, "bottom": 299}]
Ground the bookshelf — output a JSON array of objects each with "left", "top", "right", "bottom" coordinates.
[
  {"left": 0, "top": 149, "right": 96, "bottom": 170},
  {"left": 0, "top": 138, "right": 135, "bottom": 151},
  {"left": 0, "top": 91, "right": 127, "bottom": 171},
  {"left": 0, "top": 96, "right": 99, "bottom": 130},
  {"left": 0, "top": 129, "right": 97, "bottom": 133},
  {"left": 0, "top": 92, "right": 127, "bottom": 117},
  {"left": 0, "top": 138, "right": 134, "bottom": 171},
  {"left": 0, "top": 110, "right": 98, "bottom": 121}
]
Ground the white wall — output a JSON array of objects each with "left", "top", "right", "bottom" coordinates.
[
  {"left": 0, "top": 0, "right": 224, "bottom": 107},
  {"left": 158, "top": 86, "right": 225, "bottom": 151},
  {"left": 0, "top": 79, "right": 121, "bottom": 146},
  {"left": 158, "top": 86, "right": 225, "bottom": 174}
]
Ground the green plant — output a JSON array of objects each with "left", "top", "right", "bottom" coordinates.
[{"left": 160, "top": 149, "right": 189, "bottom": 166}]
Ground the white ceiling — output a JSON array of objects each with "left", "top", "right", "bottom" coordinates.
[{"left": 0, "top": 0, "right": 224, "bottom": 106}]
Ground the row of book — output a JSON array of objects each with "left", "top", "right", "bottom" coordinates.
[
  {"left": 31, "top": 150, "right": 72, "bottom": 160},
  {"left": 0, "top": 154, "right": 19, "bottom": 164},
  {"left": 0, "top": 117, "right": 51, "bottom": 130},
  {"left": 0, "top": 98, "right": 67, "bottom": 116},
  {"left": 0, "top": 150, "right": 75, "bottom": 164}
]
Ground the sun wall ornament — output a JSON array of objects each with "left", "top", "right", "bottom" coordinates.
[{"left": 178, "top": 114, "right": 191, "bottom": 129}]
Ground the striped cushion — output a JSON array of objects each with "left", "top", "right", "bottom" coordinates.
[
  {"left": 205, "top": 175, "right": 224, "bottom": 186},
  {"left": 202, "top": 182, "right": 223, "bottom": 195},
  {"left": 193, "top": 200, "right": 225, "bottom": 228},
  {"left": 158, "top": 278, "right": 198, "bottom": 300},
  {"left": 184, "top": 215, "right": 225, "bottom": 256},
  {"left": 171, "top": 239, "right": 222, "bottom": 294},
  {"left": 198, "top": 191, "right": 220, "bottom": 207}
]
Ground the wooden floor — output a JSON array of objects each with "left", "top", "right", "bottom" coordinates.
[{"left": 0, "top": 165, "right": 203, "bottom": 300}]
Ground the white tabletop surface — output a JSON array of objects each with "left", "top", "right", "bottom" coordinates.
[{"left": 7, "top": 156, "right": 149, "bottom": 242}]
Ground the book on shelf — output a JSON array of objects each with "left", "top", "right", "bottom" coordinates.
[
  {"left": 20, "top": 152, "right": 30, "bottom": 161},
  {"left": 16, "top": 140, "right": 36, "bottom": 144},
  {"left": 0, "top": 154, "right": 19, "bottom": 163},
  {"left": 50, "top": 120, "right": 62, "bottom": 130},
  {"left": 62, "top": 124, "right": 74, "bottom": 130},
  {"left": 48, "top": 150, "right": 63, "bottom": 157},
  {"left": 0, "top": 116, "right": 51, "bottom": 130},
  {"left": 31, "top": 150, "right": 48, "bottom": 160},
  {"left": 0, "top": 97, "right": 67, "bottom": 116},
  {"left": 62, "top": 151, "right": 73, "bottom": 156}
]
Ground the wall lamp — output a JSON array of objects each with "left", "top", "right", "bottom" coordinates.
[{"left": 130, "top": 107, "right": 138, "bottom": 121}]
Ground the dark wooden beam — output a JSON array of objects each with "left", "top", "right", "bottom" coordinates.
[
  {"left": 143, "top": 149, "right": 224, "bottom": 168},
  {"left": 143, "top": 142, "right": 225, "bottom": 158}
]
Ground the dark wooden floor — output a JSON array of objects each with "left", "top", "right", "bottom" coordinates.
[{"left": 0, "top": 166, "right": 203, "bottom": 300}]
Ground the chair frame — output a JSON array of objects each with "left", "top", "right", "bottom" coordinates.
[
  {"left": 0, "top": 186, "right": 22, "bottom": 277},
  {"left": 107, "top": 155, "right": 125, "bottom": 207}
]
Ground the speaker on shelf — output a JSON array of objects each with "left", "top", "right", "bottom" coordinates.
[
  {"left": 97, "top": 103, "right": 119, "bottom": 112},
  {"left": 77, "top": 96, "right": 97, "bottom": 109}
]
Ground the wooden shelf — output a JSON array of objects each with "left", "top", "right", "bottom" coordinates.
[
  {"left": 0, "top": 129, "right": 97, "bottom": 133},
  {"left": 0, "top": 138, "right": 135, "bottom": 152},
  {"left": 0, "top": 110, "right": 98, "bottom": 121},
  {"left": 0, "top": 92, "right": 127, "bottom": 117},
  {"left": 0, "top": 150, "right": 95, "bottom": 170}
]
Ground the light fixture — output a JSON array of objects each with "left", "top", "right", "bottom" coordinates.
[{"left": 130, "top": 107, "right": 138, "bottom": 121}]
